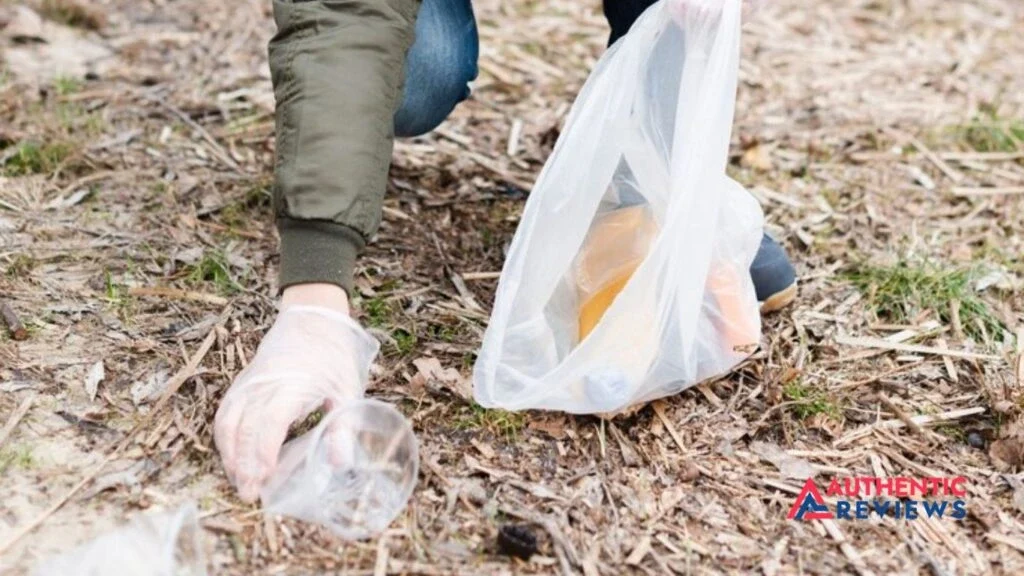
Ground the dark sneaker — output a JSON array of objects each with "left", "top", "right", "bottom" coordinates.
[{"left": 750, "top": 233, "right": 797, "bottom": 313}]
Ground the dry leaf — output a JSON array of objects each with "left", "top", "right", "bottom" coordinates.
[
  {"left": 527, "top": 415, "right": 567, "bottom": 439},
  {"left": 990, "top": 438, "right": 1024, "bottom": 469},
  {"left": 130, "top": 368, "right": 169, "bottom": 405},
  {"left": 990, "top": 416, "right": 1024, "bottom": 469},
  {"left": 2, "top": 6, "right": 114, "bottom": 85},
  {"left": 80, "top": 459, "right": 159, "bottom": 500},
  {"left": 412, "top": 356, "right": 471, "bottom": 400},
  {"left": 84, "top": 360, "right": 104, "bottom": 401},
  {"left": 3, "top": 6, "right": 42, "bottom": 41},
  {"left": 750, "top": 441, "right": 817, "bottom": 480}
]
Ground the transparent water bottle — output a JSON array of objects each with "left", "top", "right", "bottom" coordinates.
[
  {"left": 261, "top": 398, "right": 419, "bottom": 540},
  {"left": 33, "top": 502, "right": 205, "bottom": 576}
]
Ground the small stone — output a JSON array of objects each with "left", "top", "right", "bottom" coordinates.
[
  {"left": 680, "top": 461, "right": 700, "bottom": 482},
  {"left": 967, "top": 432, "right": 986, "bottom": 450},
  {"left": 496, "top": 524, "right": 538, "bottom": 560},
  {"left": 994, "top": 400, "right": 1015, "bottom": 414}
]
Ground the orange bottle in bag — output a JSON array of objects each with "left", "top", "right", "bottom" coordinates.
[
  {"left": 575, "top": 204, "right": 759, "bottom": 351},
  {"left": 706, "top": 263, "right": 760, "bottom": 352},
  {"left": 575, "top": 205, "right": 657, "bottom": 341}
]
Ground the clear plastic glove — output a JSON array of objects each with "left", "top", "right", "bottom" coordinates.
[{"left": 214, "top": 305, "right": 380, "bottom": 501}]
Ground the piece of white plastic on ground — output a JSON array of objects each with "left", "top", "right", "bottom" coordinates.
[
  {"left": 474, "top": 0, "right": 763, "bottom": 415},
  {"left": 261, "top": 398, "right": 419, "bottom": 541},
  {"left": 33, "top": 502, "right": 206, "bottom": 576}
]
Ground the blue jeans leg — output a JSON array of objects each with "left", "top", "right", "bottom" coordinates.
[{"left": 394, "top": 0, "right": 479, "bottom": 138}]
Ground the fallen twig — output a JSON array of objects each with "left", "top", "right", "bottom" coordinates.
[
  {"left": 834, "top": 335, "right": 1000, "bottom": 361},
  {"left": 873, "top": 393, "right": 943, "bottom": 443},
  {"left": 461, "top": 271, "right": 501, "bottom": 281},
  {"left": 1, "top": 300, "right": 28, "bottom": 340},
  {"left": 128, "top": 286, "right": 229, "bottom": 306},
  {"left": 891, "top": 128, "right": 964, "bottom": 183},
  {"left": 835, "top": 407, "right": 986, "bottom": 447},
  {"left": 820, "top": 519, "right": 875, "bottom": 576},
  {"left": 939, "top": 151, "right": 1024, "bottom": 161},
  {"left": 951, "top": 186, "right": 1024, "bottom": 197},
  {"left": 0, "top": 395, "right": 34, "bottom": 450},
  {"left": 652, "top": 400, "right": 686, "bottom": 451}
]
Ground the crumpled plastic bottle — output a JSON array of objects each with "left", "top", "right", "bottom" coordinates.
[
  {"left": 33, "top": 502, "right": 205, "bottom": 576},
  {"left": 260, "top": 398, "right": 419, "bottom": 541}
]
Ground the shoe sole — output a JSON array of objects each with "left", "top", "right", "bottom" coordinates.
[
  {"left": 759, "top": 281, "right": 798, "bottom": 314},
  {"left": 597, "top": 281, "right": 797, "bottom": 420}
]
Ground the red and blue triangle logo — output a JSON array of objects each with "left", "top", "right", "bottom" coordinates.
[{"left": 787, "top": 478, "right": 833, "bottom": 520}]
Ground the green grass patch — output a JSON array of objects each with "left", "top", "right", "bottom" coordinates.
[
  {"left": 392, "top": 328, "right": 417, "bottom": 355},
  {"left": 57, "top": 103, "right": 106, "bottom": 137},
  {"left": 39, "top": 0, "right": 105, "bottom": 31},
  {"left": 362, "top": 297, "right": 394, "bottom": 328},
  {"left": 1, "top": 141, "right": 72, "bottom": 176},
  {"left": 427, "top": 323, "right": 460, "bottom": 343},
  {"left": 54, "top": 76, "right": 83, "bottom": 97},
  {"left": 947, "top": 113, "right": 1023, "bottom": 153},
  {"left": 219, "top": 181, "right": 273, "bottom": 229},
  {"left": 4, "top": 254, "right": 36, "bottom": 278},
  {"left": 454, "top": 403, "right": 527, "bottom": 441},
  {"left": 845, "top": 260, "right": 1007, "bottom": 342},
  {"left": 0, "top": 445, "right": 35, "bottom": 474},
  {"left": 783, "top": 380, "right": 841, "bottom": 420},
  {"left": 934, "top": 424, "right": 967, "bottom": 442},
  {"left": 101, "top": 269, "right": 135, "bottom": 320},
  {"left": 185, "top": 250, "right": 240, "bottom": 295}
]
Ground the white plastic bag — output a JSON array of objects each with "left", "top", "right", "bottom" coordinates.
[
  {"left": 473, "top": 0, "right": 763, "bottom": 414},
  {"left": 33, "top": 503, "right": 205, "bottom": 576}
]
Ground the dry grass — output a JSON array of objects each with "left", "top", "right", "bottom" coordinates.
[{"left": 2, "top": 0, "right": 1024, "bottom": 574}]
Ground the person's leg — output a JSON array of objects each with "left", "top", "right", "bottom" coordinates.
[
  {"left": 602, "top": 0, "right": 659, "bottom": 45},
  {"left": 394, "top": 0, "right": 479, "bottom": 137}
]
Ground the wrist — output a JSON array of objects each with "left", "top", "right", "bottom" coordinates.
[{"left": 281, "top": 283, "right": 350, "bottom": 315}]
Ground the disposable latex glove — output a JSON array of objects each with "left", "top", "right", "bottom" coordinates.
[{"left": 214, "top": 301, "right": 380, "bottom": 502}]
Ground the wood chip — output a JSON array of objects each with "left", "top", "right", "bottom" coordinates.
[
  {"left": 951, "top": 186, "right": 1024, "bottom": 196},
  {"left": 507, "top": 118, "right": 523, "bottom": 157},
  {"left": 461, "top": 271, "right": 501, "bottom": 281},
  {"left": 652, "top": 400, "right": 686, "bottom": 451},
  {"left": 935, "top": 337, "right": 959, "bottom": 383},
  {"left": 1, "top": 300, "right": 28, "bottom": 341},
  {"left": 834, "top": 335, "right": 1000, "bottom": 360}
]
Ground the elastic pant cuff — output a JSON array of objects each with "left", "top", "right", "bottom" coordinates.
[{"left": 277, "top": 217, "right": 365, "bottom": 295}]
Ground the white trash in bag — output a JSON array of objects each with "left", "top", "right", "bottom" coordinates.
[
  {"left": 473, "top": 0, "right": 764, "bottom": 414},
  {"left": 33, "top": 502, "right": 206, "bottom": 576}
]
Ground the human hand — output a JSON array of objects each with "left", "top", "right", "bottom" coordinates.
[{"left": 214, "top": 285, "right": 380, "bottom": 501}]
